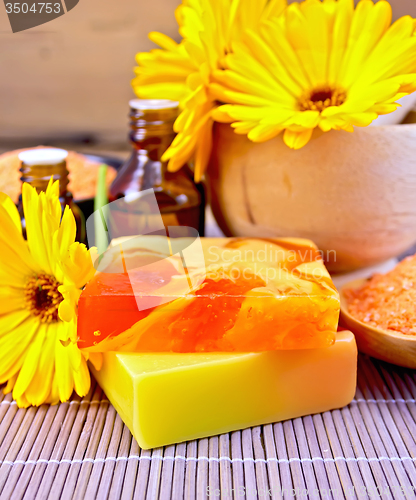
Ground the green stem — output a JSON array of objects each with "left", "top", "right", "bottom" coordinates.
[{"left": 94, "top": 165, "right": 109, "bottom": 254}]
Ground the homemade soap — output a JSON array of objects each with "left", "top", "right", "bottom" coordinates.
[
  {"left": 91, "top": 331, "right": 357, "bottom": 449},
  {"left": 79, "top": 237, "right": 340, "bottom": 352}
]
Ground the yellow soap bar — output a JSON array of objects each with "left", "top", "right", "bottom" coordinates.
[{"left": 91, "top": 331, "right": 357, "bottom": 449}]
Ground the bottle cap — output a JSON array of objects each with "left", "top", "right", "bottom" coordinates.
[
  {"left": 129, "top": 99, "right": 179, "bottom": 111},
  {"left": 18, "top": 148, "right": 68, "bottom": 166}
]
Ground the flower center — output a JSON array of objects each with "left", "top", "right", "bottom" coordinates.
[
  {"left": 25, "top": 274, "right": 63, "bottom": 323},
  {"left": 299, "top": 87, "right": 346, "bottom": 112}
]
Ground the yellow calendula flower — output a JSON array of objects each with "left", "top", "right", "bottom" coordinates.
[
  {"left": 133, "top": 0, "right": 287, "bottom": 181},
  {"left": 0, "top": 180, "right": 100, "bottom": 408},
  {"left": 212, "top": 0, "right": 416, "bottom": 149}
]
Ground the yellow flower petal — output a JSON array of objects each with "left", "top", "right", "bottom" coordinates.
[
  {"left": 194, "top": 118, "right": 214, "bottom": 182},
  {"left": 0, "top": 316, "right": 38, "bottom": 384},
  {"left": 0, "top": 181, "right": 94, "bottom": 407},
  {"left": 0, "top": 192, "right": 22, "bottom": 232},
  {"left": 72, "top": 352, "right": 91, "bottom": 399},
  {"left": 22, "top": 183, "right": 54, "bottom": 274},
  {"left": 0, "top": 203, "right": 39, "bottom": 275},
  {"left": 12, "top": 323, "right": 46, "bottom": 399},
  {"left": 148, "top": 31, "right": 181, "bottom": 52},
  {"left": 55, "top": 205, "right": 77, "bottom": 261},
  {"left": 211, "top": 105, "right": 235, "bottom": 123},
  {"left": 23, "top": 324, "right": 56, "bottom": 406},
  {"left": 61, "top": 242, "right": 96, "bottom": 289},
  {"left": 0, "top": 309, "right": 31, "bottom": 335},
  {"left": 4, "top": 373, "right": 18, "bottom": 395},
  {"left": 247, "top": 123, "right": 283, "bottom": 143},
  {"left": 262, "top": 0, "right": 288, "bottom": 20},
  {"left": 58, "top": 285, "right": 82, "bottom": 323},
  {"left": 47, "top": 374, "right": 60, "bottom": 405},
  {"left": 207, "top": 0, "right": 416, "bottom": 149},
  {"left": 0, "top": 286, "right": 26, "bottom": 314},
  {"left": 0, "top": 240, "right": 31, "bottom": 285},
  {"left": 133, "top": 0, "right": 289, "bottom": 177},
  {"left": 284, "top": 128, "right": 314, "bottom": 149},
  {"left": 133, "top": 83, "right": 189, "bottom": 102},
  {"left": 231, "top": 120, "right": 259, "bottom": 135},
  {"left": 54, "top": 338, "right": 74, "bottom": 402}
]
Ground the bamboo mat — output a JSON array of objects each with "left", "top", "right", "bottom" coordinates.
[{"left": 1, "top": 356, "right": 416, "bottom": 499}]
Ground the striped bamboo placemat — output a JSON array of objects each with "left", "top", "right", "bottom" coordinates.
[{"left": 0, "top": 354, "right": 416, "bottom": 499}]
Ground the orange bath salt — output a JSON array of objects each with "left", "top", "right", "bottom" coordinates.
[{"left": 345, "top": 254, "right": 416, "bottom": 335}]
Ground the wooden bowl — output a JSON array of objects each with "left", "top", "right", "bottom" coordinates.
[
  {"left": 208, "top": 123, "right": 416, "bottom": 273},
  {"left": 340, "top": 278, "right": 416, "bottom": 368}
]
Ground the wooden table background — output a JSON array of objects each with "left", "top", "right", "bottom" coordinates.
[{"left": 1, "top": 0, "right": 416, "bottom": 148}]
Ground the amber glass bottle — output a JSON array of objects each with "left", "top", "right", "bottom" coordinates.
[
  {"left": 18, "top": 148, "right": 85, "bottom": 242},
  {"left": 109, "top": 99, "right": 204, "bottom": 238}
]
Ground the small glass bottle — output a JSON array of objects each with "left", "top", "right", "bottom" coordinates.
[
  {"left": 18, "top": 148, "right": 85, "bottom": 243},
  {"left": 109, "top": 99, "right": 205, "bottom": 238}
]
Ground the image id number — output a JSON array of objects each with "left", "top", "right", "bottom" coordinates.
[{"left": 5, "top": 3, "right": 61, "bottom": 14}]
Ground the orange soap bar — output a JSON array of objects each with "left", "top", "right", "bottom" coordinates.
[{"left": 78, "top": 237, "right": 340, "bottom": 352}]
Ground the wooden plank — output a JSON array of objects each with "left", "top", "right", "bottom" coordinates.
[
  {"left": 251, "top": 427, "right": 270, "bottom": 497},
  {"left": 311, "top": 413, "right": 347, "bottom": 497},
  {"left": 196, "top": 438, "right": 208, "bottom": 500},
  {"left": 230, "top": 431, "right": 245, "bottom": 500},
  {"left": 291, "top": 418, "right": 318, "bottom": 495},
  {"left": 208, "top": 436, "right": 220, "bottom": 498},
  {"left": 302, "top": 415, "right": 333, "bottom": 496},
  {"left": 341, "top": 405, "right": 390, "bottom": 497},
  {"left": 69, "top": 399, "right": 113, "bottom": 500},
  {"left": 184, "top": 440, "right": 197, "bottom": 500},
  {"left": 218, "top": 433, "right": 232, "bottom": 500},
  {"left": 282, "top": 420, "right": 307, "bottom": 495},
  {"left": 272, "top": 423, "right": 293, "bottom": 495},
  {"left": 171, "top": 443, "right": 187, "bottom": 500},
  {"left": 93, "top": 410, "right": 126, "bottom": 499},
  {"left": 241, "top": 429, "right": 257, "bottom": 499},
  {"left": 108, "top": 425, "right": 133, "bottom": 500},
  {"left": 146, "top": 447, "right": 163, "bottom": 500},
  {"left": 262, "top": 424, "right": 282, "bottom": 500},
  {"left": 133, "top": 448, "right": 151, "bottom": 500},
  {"left": 159, "top": 445, "right": 176, "bottom": 500},
  {"left": 121, "top": 439, "right": 140, "bottom": 500}
]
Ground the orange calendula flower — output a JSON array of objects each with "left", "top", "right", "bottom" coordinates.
[
  {"left": 212, "top": 0, "right": 416, "bottom": 148},
  {"left": 0, "top": 180, "right": 100, "bottom": 407},
  {"left": 132, "top": 0, "right": 287, "bottom": 181}
]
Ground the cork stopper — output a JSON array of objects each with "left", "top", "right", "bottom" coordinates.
[
  {"left": 18, "top": 148, "right": 68, "bottom": 166},
  {"left": 129, "top": 99, "right": 179, "bottom": 111},
  {"left": 19, "top": 148, "right": 70, "bottom": 195}
]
